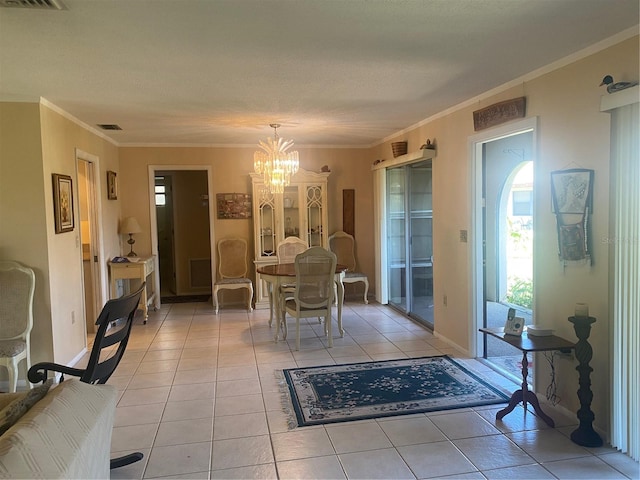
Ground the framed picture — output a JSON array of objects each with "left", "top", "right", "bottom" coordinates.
[
  {"left": 107, "top": 170, "right": 118, "bottom": 200},
  {"left": 216, "top": 193, "right": 252, "bottom": 219},
  {"left": 550, "top": 168, "right": 594, "bottom": 214},
  {"left": 52, "top": 173, "right": 74, "bottom": 233}
]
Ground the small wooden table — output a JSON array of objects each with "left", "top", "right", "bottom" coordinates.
[
  {"left": 108, "top": 256, "right": 156, "bottom": 324},
  {"left": 480, "top": 327, "right": 575, "bottom": 427},
  {"left": 257, "top": 263, "right": 347, "bottom": 347}
]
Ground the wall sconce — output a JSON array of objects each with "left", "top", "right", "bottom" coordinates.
[{"left": 119, "top": 217, "right": 142, "bottom": 257}]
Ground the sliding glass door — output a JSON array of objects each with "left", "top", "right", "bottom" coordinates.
[{"left": 387, "top": 160, "right": 434, "bottom": 327}]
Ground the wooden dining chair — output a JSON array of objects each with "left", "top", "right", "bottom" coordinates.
[
  {"left": 280, "top": 247, "right": 337, "bottom": 350},
  {"left": 213, "top": 238, "right": 254, "bottom": 314},
  {"left": 277, "top": 236, "right": 308, "bottom": 264},
  {"left": 329, "top": 231, "right": 369, "bottom": 304}
]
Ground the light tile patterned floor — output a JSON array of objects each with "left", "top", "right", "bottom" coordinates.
[{"left": 94, "top": 301, "right": 639, "bottom": 480}]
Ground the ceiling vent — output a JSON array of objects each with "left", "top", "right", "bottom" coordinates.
[
  {"left": 0, "top": 0, "right": 66, "bottom": 9},
  {"left": 97, "top": 124, "right": 123, "bottom": 131}
]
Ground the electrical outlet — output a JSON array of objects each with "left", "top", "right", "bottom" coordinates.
[
  {"left": 443, "top": 294, "right": 448, "bottom": 306},
  {"left": 459, "top": 230, "right": 468, "bottom": 243},
  {"left": 71, "top": 311, "right": 76, "bottom": 325}
]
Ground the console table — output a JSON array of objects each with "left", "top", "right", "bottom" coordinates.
[
  {"left": 480, "top": 327, "right": 575, "bottom": 427},
  {"left": 108, "top": 256, "right": 156, "bottom": 324}
]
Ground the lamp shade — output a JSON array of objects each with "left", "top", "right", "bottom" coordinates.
[{"left": 119, "top": 217, "right": 142, "bottom": 234}]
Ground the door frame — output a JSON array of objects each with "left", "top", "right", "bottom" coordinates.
[
  {"left": 147, "top": 165, "right": 216, "bottom": 306},
  {"left": 469, "top": 117, "right": 538, "bottom": 358},
  {"left": 74, "top": 149, "right": 107, "bottom": 330}
]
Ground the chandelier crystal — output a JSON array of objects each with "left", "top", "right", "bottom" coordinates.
[{"left": 254, "top": 123, "right": 299, "bottom": 194}]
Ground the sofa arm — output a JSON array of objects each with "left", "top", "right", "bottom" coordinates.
[{"left": 0, "top": 380, "right": 117, "bottom": 479}]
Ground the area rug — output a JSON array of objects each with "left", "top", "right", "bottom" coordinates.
[{"left": 282, "top": 355, "right": 509, "bottom": 427}]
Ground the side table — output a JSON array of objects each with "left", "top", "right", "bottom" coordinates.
[
  {"left": 480, "top": 327, "right": 575, "bottom": 427},
  {"left": 108, "top": 256, "right": 156, "bottom": 324}
]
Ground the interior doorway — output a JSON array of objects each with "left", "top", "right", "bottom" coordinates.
[
  {"left": 149, "top": 167, "right": 215, "bottom": 303},
  {"left": 471, "top": 118, "right": 536, "bottom": 382},
  {"left": 75, "top": 151, "right": 103, "bottom": 335}
]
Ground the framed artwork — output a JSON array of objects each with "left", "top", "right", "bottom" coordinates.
[
  {"left": 107, "top": 170, "right": 118, "bottom": 200},
  {"left": 52, "top": 173, "right": 74, "bottom": 233},
  {"left": 216, "top": 193, "right": 252, "bottom": 219},
  {"left": 550, "top": 168, "right": 594, "bottom": 214},
  {"left": 550, "top": 168, "right": 594, "bottom": 263}
]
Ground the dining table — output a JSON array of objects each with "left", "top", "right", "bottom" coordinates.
[{"left": 256, "top": 263, "right": 347, "bottom": 346}]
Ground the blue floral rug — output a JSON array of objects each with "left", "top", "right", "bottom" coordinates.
[{"left": 282, "top": 355, "right": 509, "bottom": 427}]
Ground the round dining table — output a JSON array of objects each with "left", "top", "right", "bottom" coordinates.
[{"left": 256, "top": 263, "right": 347, "bottom": 347}]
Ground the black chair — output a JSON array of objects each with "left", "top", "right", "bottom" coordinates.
[{"left": 28, "top": 284, "right": 146, "bottom": 470}]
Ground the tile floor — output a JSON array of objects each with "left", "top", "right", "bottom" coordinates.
[{"left": 92, "top": 301, "right": 639, "bottom": 480}]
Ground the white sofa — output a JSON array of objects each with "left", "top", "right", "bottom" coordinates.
[{"left": 0, "top": 379, "right": 117, "bottom": 479}]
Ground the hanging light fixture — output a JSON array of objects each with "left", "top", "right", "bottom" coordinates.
[{"left": 254, "top": 123, "right": 299, "bottom": 194}]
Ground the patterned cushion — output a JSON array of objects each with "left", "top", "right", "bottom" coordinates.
[
  {"left": 0, "top": 393, "right": 23, "bottom": 412},
  {"left": 0, "top": 379, "right": 53, "bottom": 436},
  {"left": 0, "top": 340, "right": 25, "bottom": 357},
  {"left": 218, "top": 278, "right": 251, "bottom": 285}
]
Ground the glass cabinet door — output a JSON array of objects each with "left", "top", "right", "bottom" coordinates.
[
  {"left": 305, "top": 184, "right": 325, "bottom": 247},
  {"left": 283, "top": 185, "right": 300, "bottom": 239},
  {"left": 257, "top": 187, "right": 276, "bottom": 258}
]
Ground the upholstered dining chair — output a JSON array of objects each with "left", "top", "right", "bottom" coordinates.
[
  {"left": 271, "top": 236, "right": 309, "bottom": 324},
  {"left": 0, "top": 260, "right": 35, "bottom": 393},
  {"left": 213, "top": 238, "right": 254, "bottom": 314},
  {"left": 277, "top": 236, "right": 308, "bottom": 264},
  {"left": 280, "top": 247, "right": 337, "bottom": 350},
  {"left": 329, "top": 231, "right": 369, "bottom": 304}
]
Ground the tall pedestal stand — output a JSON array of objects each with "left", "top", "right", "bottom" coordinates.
[{"left": 568, "top": 316, "right": 603, "bottom": 447}]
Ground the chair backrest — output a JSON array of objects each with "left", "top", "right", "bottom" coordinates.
[
  {"left": 218, "top": 238, "right": 248, "bottom": 279},
  {"left": 28, "top": 284, "right": 145, "bottom": 385},
  {"left": 328, "top": 231, "right": 357, "bottom": 271},
  {"left": 277, "top": 236, "right": 308, "bottom": 264},
  {"left": 82, "top": 284, "right": 145, "bottom": 384},
  {"left": 293, "top": 247, "right": 337, "bottom": 309},
  {"left": 0, "top": 261, "right": 35, "bottom": 342}
]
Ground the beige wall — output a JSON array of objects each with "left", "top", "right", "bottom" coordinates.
[
  {"left": 370, "top": 35, "right": 639, "bottom": 435},
  {"left": 0, "top": 102, "right": 53, "bottom": 371},
  {"left": 1, "top": 102, "right": 121, "bottom": 370},
  {"left": 118, "top": 146, "right": 374, "bottom": 298}
]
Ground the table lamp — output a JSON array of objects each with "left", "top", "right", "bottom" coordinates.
[{"left": 119, "top": 217, "right": 142, "bottom": 257}]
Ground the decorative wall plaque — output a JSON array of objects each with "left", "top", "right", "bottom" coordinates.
[{"left": 473, "top": 97, "right": 526, "bottom": 131}]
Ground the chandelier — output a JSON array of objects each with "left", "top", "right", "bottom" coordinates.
[{"left": 254, "top": 123, "right": 299, "bottom": 194}]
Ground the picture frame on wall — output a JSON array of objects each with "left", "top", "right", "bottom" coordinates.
[
  {"left": 52, "top": 173, "right": 74, "bottom": 234},
  {"left": 107, "top": 170, "right": 118, "bottom": 200},
  {"left": 216, "top": 193, "right": 252, "bottom": 219}
]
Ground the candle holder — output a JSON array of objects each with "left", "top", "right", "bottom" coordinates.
[{"left": 568, "top": 315, "right": 603, "bottom": 447}]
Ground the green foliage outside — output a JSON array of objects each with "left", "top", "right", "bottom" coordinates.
[{"left": 506, "top": 277, "right": 533, "bottom": 309}]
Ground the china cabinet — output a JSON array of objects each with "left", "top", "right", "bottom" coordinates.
[{"left": 251, "top": 168, "right": 330, "bottom": 309}]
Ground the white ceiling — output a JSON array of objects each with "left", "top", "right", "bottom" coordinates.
[{"left": 0, "top": 0, "right": 638, "bottom": 147}]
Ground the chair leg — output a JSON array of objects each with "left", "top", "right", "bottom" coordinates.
[
  {"left": 110, "top": 452, "right": 144, "bottom": 469},
  {"left": 247, "top": 284, "right": 254, "bottom": 312},
  {"left": 7, "top": 361, "right": 17, "bottom": 393},
  {"left": 326, "top": 310, "right": 333, "bottom": 348},
  {"left": 213, "top": 287, "right": 220, "bottom": 314},
  {"left": 268, "top": 284, "right": 274, "bottom": 327},
  {"left": 363, "top": 278, "right": 369, "bottom": 304},
  {"left": 296, "top": 318, "right": 300, "bottom": 351}
]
